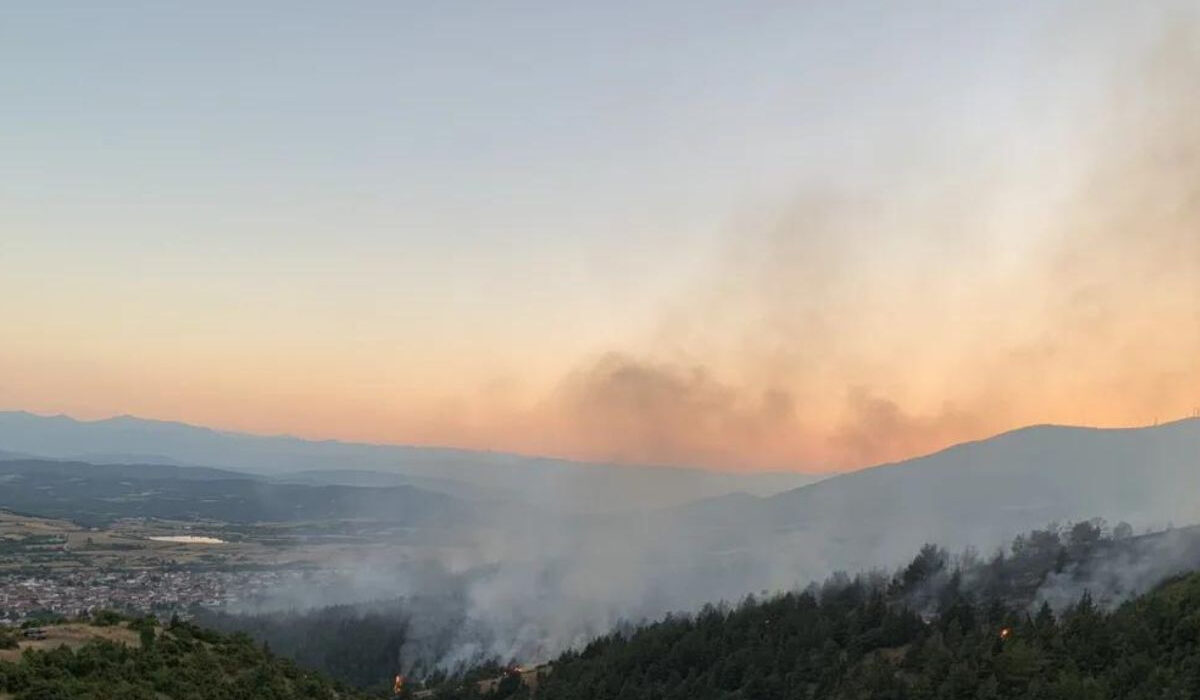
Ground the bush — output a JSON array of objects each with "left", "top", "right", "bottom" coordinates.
[
  {"left": 90, "top": 610, "right": 124, "bottom": 627},
  {"left": 0, "top": 628, "right": 18, "bottom": 649}
]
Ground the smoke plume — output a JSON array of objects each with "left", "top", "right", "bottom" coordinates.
[
  {"left": 214, "top": 6, "right": 1200, "bottom": 678},
  {"left": 533, "top": 8, "right": 1200, "bottom": 471}
]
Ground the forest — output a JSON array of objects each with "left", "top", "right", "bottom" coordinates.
[
  {"left": 421, "top": 521, "right": 1200, "bottom": 699},
  {"left": 474, "top": 568, "right": 1200, "bottom": 700}
]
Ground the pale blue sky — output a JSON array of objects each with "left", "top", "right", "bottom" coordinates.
[
  {"left": 3, "top": 1, "right": 1096, "bottom": 337},
  {"left": 4, "top": 1, "right": 1080, "bottom": 275},
  {"left": 3, "top": 1, "right": 1192, "bottom": 469}
]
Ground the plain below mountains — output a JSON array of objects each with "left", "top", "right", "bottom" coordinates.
[
  {"left": 0, "top": 411, "right": 822, "bottom": 512},
  {"left": 0, "top": 458, "right": 472, "bottom": 528}
]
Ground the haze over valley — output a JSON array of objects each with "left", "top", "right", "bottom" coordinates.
[
  {"left": 2, "top": 413, "right": 1197, "bottom": 672},
  {"left": 2, "top": 1, "right": 1198, "bottom": 698}
]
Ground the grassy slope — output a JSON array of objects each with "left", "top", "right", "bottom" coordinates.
[{"left": 0, "top": 617, "right": 374, "bottom": 700}]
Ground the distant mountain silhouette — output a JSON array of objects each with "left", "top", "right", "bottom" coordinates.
[
  {"left": 0, "top": 411, "right": 821, "bottom": 511},
  {"left": 679, "top": 418, "right": 1200, "bottom": 576}
]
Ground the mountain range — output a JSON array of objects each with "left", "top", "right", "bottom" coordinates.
[
  {"left": 0, "top": 411, "right": 822, "bottom": 512},
  {"left": 1, "top": 411, "right": 1196, "bottom": 547},
  {"left": 682, "top": 418, "right": 1200, "bottom": 569}
]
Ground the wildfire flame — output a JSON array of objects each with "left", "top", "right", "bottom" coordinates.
[
  {"left": 393, "top": 674, "right": 405, "bottom": 695},
  {"left": 999, "top": 628, "right": 1011, "bottom": 639}
]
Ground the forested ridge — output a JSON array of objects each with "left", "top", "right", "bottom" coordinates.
[
  {"left": 198, "top": 602, "right": 416, "bottom": 692},
  {"left": 198, "top": 520, "right": 1200, "bottom": 695},
  {"left": 511, "top": 571, "right": 1200, "bottom": 700},
  {"left": 424, "top": 521, "right": 1200, "bottom": 699}
]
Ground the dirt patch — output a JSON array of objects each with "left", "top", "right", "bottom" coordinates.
[{"left": 0, "top": 623, "right": 140, "bottom": 662}]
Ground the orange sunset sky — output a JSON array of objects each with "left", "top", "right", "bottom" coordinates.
[{"left": 2, "top": 2, "right": 1197, "bottom": 472}]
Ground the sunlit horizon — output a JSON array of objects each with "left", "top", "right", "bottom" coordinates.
[{"left": 4, "top": 2, "right": 1197, "bottom": 473}]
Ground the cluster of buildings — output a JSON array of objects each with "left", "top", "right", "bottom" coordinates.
[{"left": 0, "top": 568, "right": 323, "bottom": 624}]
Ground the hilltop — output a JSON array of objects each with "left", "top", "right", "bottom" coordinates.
[
  {"left": 676, "top": 418, "right": 1200, "bottom": 579},
  {"left": 0, "top": 614, "right": 370, "bottom": 700}
]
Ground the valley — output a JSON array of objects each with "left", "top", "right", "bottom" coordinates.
[
  {"left": 6, "top": 3, "right": 1196, "bottom": 696},
  {"left": 1, "top": 414, "right": 1198, "bottom": 695}
]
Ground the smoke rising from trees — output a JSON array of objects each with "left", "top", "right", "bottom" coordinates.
[{"left": 536, "top": 9, "right": 1200, "bottom": 471}]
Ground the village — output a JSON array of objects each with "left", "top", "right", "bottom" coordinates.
[{"left": 0, "top": 568, "right": 321, "bottom": 625}]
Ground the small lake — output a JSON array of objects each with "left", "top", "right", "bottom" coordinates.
[{"left": 147, "top": 535, "right": 226, "bottom": 544}]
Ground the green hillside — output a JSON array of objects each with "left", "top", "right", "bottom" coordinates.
[
  {"left": 484, "top": 571, "right": 1200, "bottom": 700},
  {"left": 0, "top": 616, "right": 372, "bottom": 700}
]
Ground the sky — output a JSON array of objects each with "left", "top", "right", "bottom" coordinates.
[{"left": 2, "top": 1, "right": 1197, "bottom": 472}]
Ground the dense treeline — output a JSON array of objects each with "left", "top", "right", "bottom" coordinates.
[
  {"left": 509, "top": 562, "right": 1200, "bottom": 700},
  {"left": 422, "top": 521, "right": 1200, "bottom": 699},
  {"left": 0, "top": 616, "right": 371, "bottom": 700},
  {"left": 197, "top": 602, "right": 412, "bottom": 692},
  {"left": 203, "top": 519, "right": 1189, "bottom": 693},
  {"left": 506, "top": 570, "right": 1200, "bottom": 700}
]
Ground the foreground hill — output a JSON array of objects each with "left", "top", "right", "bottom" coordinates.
[
  {"left": 0, "top": 615, "right": 369, "bottom": 700},
  {"left": 0, "top": 412, "right": 820, "bottom": 512}
]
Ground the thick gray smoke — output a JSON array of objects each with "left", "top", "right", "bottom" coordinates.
[
  {"left": 211, "top": 8, "right": 1200, "bottom": 671},
  {"left": 534, "top": 3, "right": 1200, "bottom": 472},
  {"left": 215, "top": 418, "right": 1198, "bottom": 673},
  {"left": 1034, "top": 526, "right": 1200, "bottom": 612}
]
